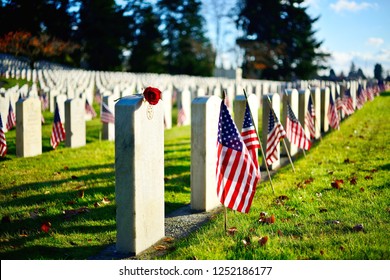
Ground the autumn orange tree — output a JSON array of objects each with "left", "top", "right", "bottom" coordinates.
[{"left": 0, "top": 31, "right": 79, "bottom": 69}]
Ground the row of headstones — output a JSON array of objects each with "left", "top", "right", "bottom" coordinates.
[
  {"left": 3, "top": 96, "right": 103, "bottom": 157},
  {"left": 114, "top": 82, "right": 364, "bottom": 255}
]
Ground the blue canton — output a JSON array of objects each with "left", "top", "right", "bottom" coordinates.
[{"left": 218, "top": 102, "right": 243, "bottom": 151}]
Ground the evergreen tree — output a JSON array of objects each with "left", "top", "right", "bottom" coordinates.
[
  {"left": 374, "top": 63, "right": 383, "bottom": 81},
  {"left": 157, "top": 0, "right": 215, "bottom": 76},
  {"left": 235, "top": 0, "right": 328, "bottom": 80},
  {"left": 0, "top": 0, "right": 74, "bottom": 40},
  {"left": 77, "top": 0, "right": 130, "bottom": 70},
  {"left": 126, "top": 1, "right": 165, "bottom": 73}
]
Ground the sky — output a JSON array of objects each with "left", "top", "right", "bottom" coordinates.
[{"left": 202, "top": 0, "right": 390, "bottom": 78}]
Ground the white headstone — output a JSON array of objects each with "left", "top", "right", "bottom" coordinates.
[
  {"left": 162, "top": 89, "right": 172, "bottom": 129},
  {"left": 191, "top": 95, "right": 221, "bottom": 211},
  {"left": 65, "top": 98, "right": 86, "bottom": 148},
  {"left": 320, "top": 87, "right": 330, "bottom": 133},
  {"left": 16, "top": 98, "right": 42, "bottom": 157},
  {"left": 115, "top": 95, "right": 164, "bottom": 255},
  {"left": 311, "top": 87, "right": 322, "bottom": 139}
]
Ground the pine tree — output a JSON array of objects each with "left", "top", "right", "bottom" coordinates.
[
  {"left": 157, "top": 0, "right": 215, "bottom": 76},
  {"left": 77, "top": 0, "right": 130, "bottom": 70},
  {"left": 126, "top": 1, "right": 165, "bottom": 73},
  {"left": 235, "top": 0, "right": 328, "bottom": 80}
]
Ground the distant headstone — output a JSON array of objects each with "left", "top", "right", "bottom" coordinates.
[
  {"left": 191, "top": 95, "right": 221, "bottom": 211},
  {"left": 65, "top": 98, "right": 86, "bottom": 148},
  {"left": 298, "top": 88, "right": 310, "bottom": 139},
  {"left": 178, "top": 88, "right": 191, "bottom": 126},
  {"left": 311, "top": 87, "right": 322, "bottom": 139},
  {"left": 162, "top": 89, "right": 172, "bottom": 129},
  {"left": 320, "top": 87, "right": 330, "bottom": 133},
  {"left": 233, "top": 94, "right": 258, "bottom": 133},
  {"left": 16, "top": 98, "right": 42, "bottom": 157},
  {"left": 102, "top": 95, "right": 115, "bottom": 141},
  {"left": 115, "top": 95, "right": 164, "bottom": 255}
]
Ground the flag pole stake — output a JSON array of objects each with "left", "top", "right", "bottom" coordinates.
[
  {"left": 266, "top": 96, "right": 296, "bottom": 173},
  {"left": 243, "top": 89, "right": 275, "bottom": 194}
]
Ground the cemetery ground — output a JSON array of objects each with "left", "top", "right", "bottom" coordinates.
[{"left": 1, "top": 90, "right": 389, "bottom": 260}]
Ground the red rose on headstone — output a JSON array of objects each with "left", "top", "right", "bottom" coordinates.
[{"left": 143, "top": 87, "right": 161, "bottom": 105}]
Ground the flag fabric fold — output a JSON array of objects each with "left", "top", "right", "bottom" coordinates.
[
  {"left": 266, "top": 109, "right": 286, "bottom": 165},
  {"left": 0, "top": 114, "right": 7, "bottom": 157},
  {"left": 50, "top": 103, "right": 66, "bottom": 149},
  {"left": 6, "top": 101, "right": 16, "bottom": 130},
  {"left": 85, "top": 99, "right": 97, "bottom": 118},
  {"left": 305, "top": 95, "right": 316, "bottom": 139},
  {"left": 101, "top": 102, "right": 115, "bottom": 124},
  {"left": 241, "top": 103, "right": 261, "bottom": 175},
  {"left": 286, "top": 103, "right": 311, "bottom": 150},
  {"left": 328, "top": 93, "right": 340, "bottom": 130},
  {"left": 216, "top": 101, "right": 259, "bottom": 214}
]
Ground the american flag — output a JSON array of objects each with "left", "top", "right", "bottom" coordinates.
[
  {"left": 6, "top": 101, "right": 16, "bottom": 130},
  {"left": 286, "top": 103, "right": 311, "bottom": 150},
  {"left": 327, "top": 93, "right": 339, "bottom": 130},
  {"left": 85, "top": 99, "right": 97, "bottom": 118},
  {"left": 266, "top": 108, "right": 286, "bottom": 166},
  {"left": 50, "top": 103, "right": 66, "bottom": 149},
  {"left": 177, "top": 99, "right": 186, "bottom": 126},
  {"left": 356, "top": 84, "right": 365, "bottom": 109},
  {"left": 305, "top": 95, "right": 316, "bottom": 139},
  {"left": 216, "top": 101, "right": 259, "bottom": 213},
  {"left": 341, "top": 88, "right": 354, "bottom": 115},
  {"left": 241, "top": 102, "right": 261, "bottom": 174},
  {"left": 101, "top": 102, "right": 115, "bottom": 124},
  {"left": 40, "top": 93, "right": 49, "bottom": 110},
  {"left": 0, "top": 113, "right": 7, "bottom": 157}
]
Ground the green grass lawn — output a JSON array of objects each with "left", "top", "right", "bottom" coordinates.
[{"left": 0, "top": 91, "right": 389, "bottom": 260}]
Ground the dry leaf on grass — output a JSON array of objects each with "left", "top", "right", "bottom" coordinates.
[{"left": 259, "top": 236, "right": 268, "bottom": 246}]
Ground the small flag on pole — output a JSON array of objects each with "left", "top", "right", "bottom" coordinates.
[
  {"left": 266, "top": 109, "right": 286, "bottom": 166},
  {"left": 216, "top": 101, "right": 259, "bottom": 213},
  {"left": 241, "top": 102, "right": 261, "bottom": 173},
  {"left": 177, "top": 99, "right": 186, "bottom": 126},
  {"left": 328, "top": 93, "right": 339, "bottom": 130},
  {"left": 341, "top": 88, "right": 354, "bottom": 115},
  {"left": 101, "top": 102, "right": 115, "bottom": 124},
  {"left": 85, "top": 99, "right": 97, "bottom": 118},
  {"left": 50, "top": 103, "right": 66, "bottom": 149},
  {"left": 0, "top": 113, "right": 7, "bottom": 157},
  {"left": 286, "top": 103, "right": 311, "bottom": 150},
  {"left": 305, "top": 95, "right": 316, "bottom": 139},
  {"left": 6, "top": 101, "right": 16, "bottom": 130}
]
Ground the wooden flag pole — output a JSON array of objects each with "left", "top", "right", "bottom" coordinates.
[
  {"left": 222, "top": 90, "right": 228, "bottom": 233},
  {"left": 243, "top": 89, "right": 275, "bottom": 194},
  {"left": 266, "top": 96, "right": 296, "bottom": 173}
]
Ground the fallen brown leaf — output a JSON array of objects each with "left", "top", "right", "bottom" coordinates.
[
  {"left": 364, "top": 175, "right": 373, "bottom": 180},
  {"left": 102, "top": 197, "right": 110, "bottom": 204},
  {"left": 154, "top": 245, "right": 167, "bottom": 251},
  {"left": 352, "top": 224, "right": 364, "bottom": 232},
  {"left": 331, "top": 179, "right": 343, "bottom": 189},
  {"left": 227, "top": 227, "right": 238, "bottom": 236},
  {"left": 71, "top": 175, "right": 78, "bottom": 180},
  {"left": 163, "top": 237, "right": 174, "bottom": 243},
  {"left": 360, "top": 187, "right": 365, "bottom": 192},
  {"left": 259, "top": 236, "right": 268, "bottom": 246}
]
